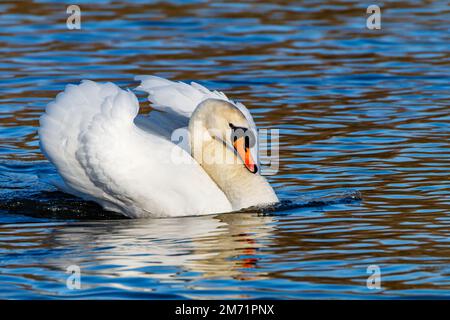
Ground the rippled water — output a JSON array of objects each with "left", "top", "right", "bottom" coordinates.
[{"left": 0, "top": 0, "right": 449, "bottom": 299}]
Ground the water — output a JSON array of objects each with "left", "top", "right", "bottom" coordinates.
[{"left": 0, "top": 0, "right": 449, "bottom": 299}]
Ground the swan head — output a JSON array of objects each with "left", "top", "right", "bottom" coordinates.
[
  {"left": 188, "top": 98, "right": 258, "bottom": 174},
  {"left": 188, "top": 98, "right": 279, "bottom": 210}
]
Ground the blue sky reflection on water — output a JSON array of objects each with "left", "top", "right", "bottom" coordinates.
[{"left": 0, "top": 0, "right": 449, "bottom": 299}]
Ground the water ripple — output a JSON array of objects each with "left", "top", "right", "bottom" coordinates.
[{"left": 0, "top": 0, "right": 449, "bottom": 299}]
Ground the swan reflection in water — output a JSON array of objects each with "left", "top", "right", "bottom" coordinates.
[{"left": 45, "top": 212, "right": 276, "bottom": 285}]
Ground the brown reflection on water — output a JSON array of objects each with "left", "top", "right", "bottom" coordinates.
[{"left": 0, "top": 0, "right": 449, "bottom": 298}]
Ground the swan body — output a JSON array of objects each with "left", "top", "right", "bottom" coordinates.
[{"left": 39, "top": 76, "right": 278, "bottom": 218}]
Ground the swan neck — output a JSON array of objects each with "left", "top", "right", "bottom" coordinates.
[{"left": 188, "top": 102, "right": 278, "bottom": 210}]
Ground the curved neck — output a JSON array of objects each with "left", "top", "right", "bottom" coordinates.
[{"left": 188, "top": 115, "right": 278, "bottom": 211}]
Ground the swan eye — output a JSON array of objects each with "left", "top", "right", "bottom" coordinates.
[{"left": 230, "top": 126, "right": 255, "bottom": 148}]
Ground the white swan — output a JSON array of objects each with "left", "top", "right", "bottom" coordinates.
[{"left": 39, "top": 76, "right": 278, "bottom": 218}]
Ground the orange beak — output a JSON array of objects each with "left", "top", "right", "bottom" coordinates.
[{"left": 233, "top": 137, "right": 258, "bottom": 174}]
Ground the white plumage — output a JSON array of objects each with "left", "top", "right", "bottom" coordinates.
[{"left": 39, "top": 76, "right": 278, "bottom": 218}]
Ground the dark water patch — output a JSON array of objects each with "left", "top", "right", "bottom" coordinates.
[
  {"left": 0, "top": 191, "right": 125, "bottom": 221},
  {"left": 0, "top": 189, "right": 362, "bottom": 221}
]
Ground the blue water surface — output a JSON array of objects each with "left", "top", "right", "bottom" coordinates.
[{"left": 0, "top": 0, "right": 449, "bottom": 299}]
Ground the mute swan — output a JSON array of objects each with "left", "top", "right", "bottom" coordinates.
[{"left": 39, "top": 76, "right": 278, "bottom": 218}]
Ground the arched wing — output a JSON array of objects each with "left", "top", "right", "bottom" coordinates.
[{"left": 39, "top": 81, "right": 231, "bottom": 217}]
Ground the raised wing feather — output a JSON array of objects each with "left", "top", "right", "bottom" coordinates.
[
  {"left": 135, "top": 75, "right": 259, "bottom": 162},
  {"left": 39, "top": 81, "right": 232, "bottom": 217},
  {"left": 39, "top": 81, "right": 122, "bottom": 207},
  {"left": 135, "top": 75, "right": 228, "bottom": 117}
]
